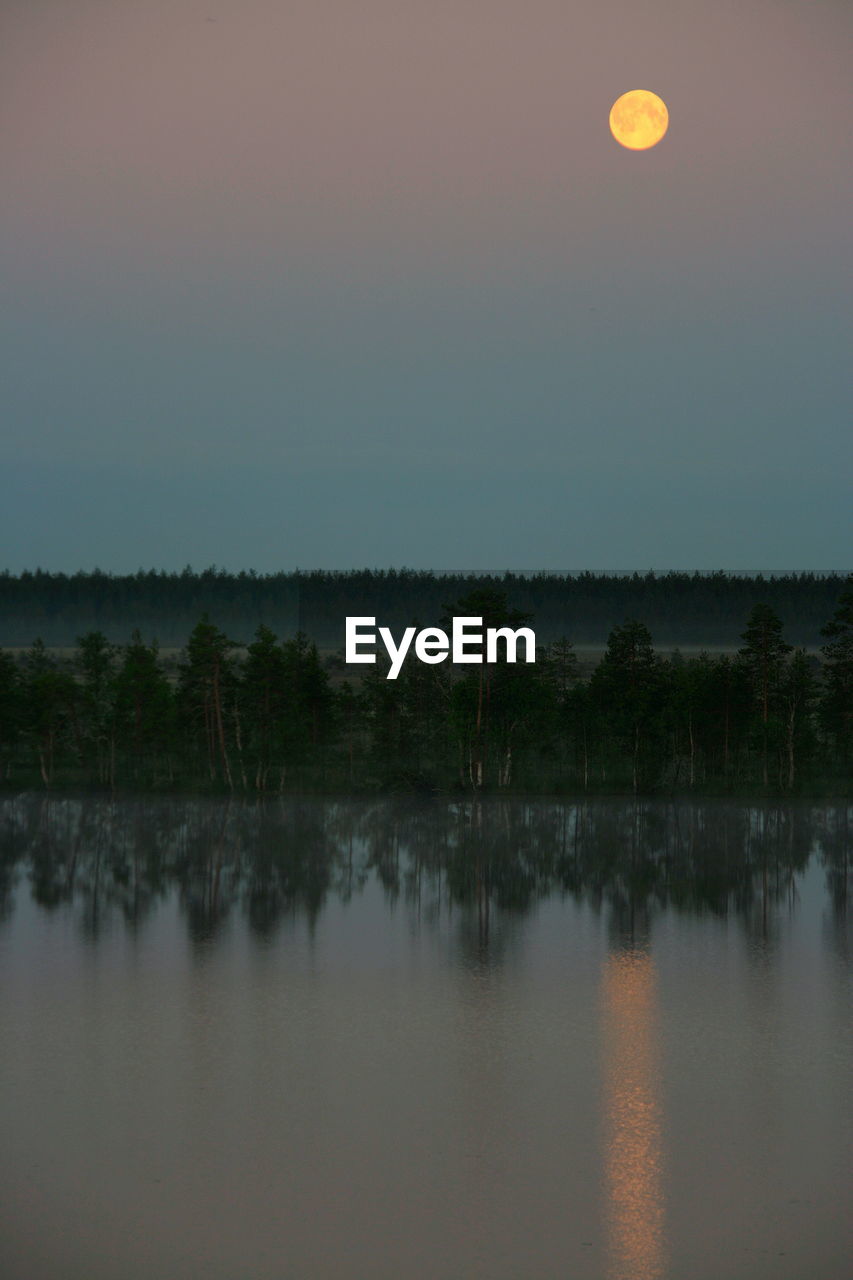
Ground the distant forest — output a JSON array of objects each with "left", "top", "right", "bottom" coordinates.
[
  {"left": 0, "top": 568, "right": 848, "bottom": 648},
  {"left": 1, "top": 580, "right": 850, "bottom": 796}
]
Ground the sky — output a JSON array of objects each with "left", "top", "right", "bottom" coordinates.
[{"left": 1, "top": 0, "right": 850, "bottom": 572}]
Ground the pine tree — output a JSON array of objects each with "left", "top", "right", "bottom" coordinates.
[
  {"left": 241, "top": 624, "right": 286, "bottom": 790},
  {"left": 280, "top": 634, "right": 335, "bottom": 781},
  {"left": 667, "top": 654, "right": 716, "bottom": 789},
  {"left": 113, "top": 631, "right": 175, "bottom": 784},
  {"left": 0, "top": 649, "right": 23, "bottom": 780},
  {"left": 706, "top": 655, "right": 752, "bottom": 784},
  {"left": 738, "top": 605, "right": 792, "bottom": 786},
  {"left": 589, "top": 620, "right": 662, "bottom": 792},
  {"left": 177, "top": 616, "right": 237, "bottom": 787},
  {"left": 75, "top": 631, "right": 116, "bottom": 783},
  {"left": 819, "top": 579, "right": 853, "bottom": 771},
  {"left": 21, "top": 639, "right": 78, "bottom": 786},
  {"left": 781, "top": 650, "right": 818, "bottom": 789},
  {"left": 442, "top": 589, "right": 533, "bottom": 788}
]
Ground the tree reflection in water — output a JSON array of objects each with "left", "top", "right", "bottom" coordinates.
[
  {"left": 0, "top": 795, "right": 848, "bottom": 951},
  {"left": 0, "top": 792, "right": 847, "bottom": 1280}
]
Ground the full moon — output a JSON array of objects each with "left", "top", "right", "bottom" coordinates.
[{"left": 609, "top": 90, "right": 669, "bottom": 151}]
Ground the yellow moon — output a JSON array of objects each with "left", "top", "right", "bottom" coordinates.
[{"left": 609, "top": 90, "right": 669, "bottom": 151}]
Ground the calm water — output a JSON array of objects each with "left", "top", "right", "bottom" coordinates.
[{"left": 0, "top": 795, "right": 849, "bottom": 1280}]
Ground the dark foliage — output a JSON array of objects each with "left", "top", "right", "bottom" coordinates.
[
  {"left": 0, "top": 567, "right": 846, "bottom": 647},
  {"left": 0, "top": 580, "right": 850, "bottom": 795}
]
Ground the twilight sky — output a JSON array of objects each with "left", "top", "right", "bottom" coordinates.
[{"left": 2, "top": 0, "right": 850, "bottom": 571}]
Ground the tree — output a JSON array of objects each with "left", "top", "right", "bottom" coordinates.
[
  {"left": 113, "top": 631, "right": 175, "bottom": 784},
  {"left": 279, "top": 633, "right": 336, "bottom": 780},
  {"left": 705, "top": 655, "right": 752, "bottom": 784},
  {"left": 240, "top": 624, "right": 286, "bottom": 790},
  {"left": 543, "top": 637, "right": 580, "bottom": 704},
  {"left": 21, "top": 639, "right": 78, "bottom": 787},
  {"left": 541, "top": 638, "right": 581, "bottom": 787},
  {"left": 177, "top": 616, "right": 237, "bottom": 787},
  {"left": 75, "top": 631, "right": 117, "bottom": 783},
  {"left": 0, "top": 649, "right": 23, "bottom": 780},
  {"left": 388, "top": 647, "right": 452, "bottom": 788},
  {"left": 336, "top": 679, "right": 365, "bottom": 789},
  {"left": 780, "top": 650, "right": 818, "bottom": 789},
  {"left": 442, "top": 588, "right": 533, "bottom": 788},
  {"left": 589, "top": 620, "right": 663, "bottom": 792},
  {"left": 666, "top": 654, "right": 716, "bottom": 789},
  {"left": 738, "top": 604, "right": 792, "bottom": 786},
  {"left": 819, "top": 578, "right": 853, "bottom": 770}
]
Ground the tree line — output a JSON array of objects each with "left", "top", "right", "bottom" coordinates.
[
  {"left": 0, "top": 567, "right": 846, "bottom": 647},
  {"left": 0, "top": 581, "right": 850, "bottom": 795}
]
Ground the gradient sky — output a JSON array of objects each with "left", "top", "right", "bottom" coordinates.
[{"left": 2, "top": 0, "right": 850, "bottom": 571}]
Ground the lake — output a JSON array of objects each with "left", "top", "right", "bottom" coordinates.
[{"left": 0, "top": 795, "right": 849, "bottom": 1280}]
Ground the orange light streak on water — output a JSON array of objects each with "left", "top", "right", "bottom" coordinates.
[{"left": 602, "top": 949, "right": 667, "bottom": 1280}]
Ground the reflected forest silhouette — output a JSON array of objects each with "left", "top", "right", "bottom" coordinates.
[{"left": 0, "top": 795, "right": 848, "bottom": 952}]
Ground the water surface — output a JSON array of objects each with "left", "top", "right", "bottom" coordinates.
[{"left": 0, "top": 795, "right": 849, "bottom": 1280}]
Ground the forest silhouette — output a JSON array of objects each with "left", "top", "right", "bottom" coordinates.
[
  {"left": 0, "top": 568, "right": 845, "bottom": 647},
  {"left": 1, "top": 575, "right": 850, "bottom": 795}
]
